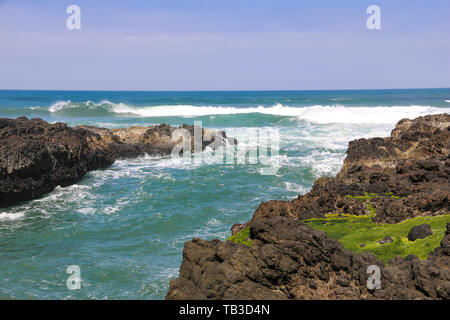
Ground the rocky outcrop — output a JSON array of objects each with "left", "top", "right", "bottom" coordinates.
[
  {"left": 166, "top": 114, "right": 450, "bottom": 300},
  {"left": 250, "top": 114, "right": 449, "bottom": 225},
  {"left": 0, "top": 117, "right": 236, "bottom": 207},
  {"left": 0, "top": 117, "right": 114, "bottom": 207},
  {"left": 78, "top": 123, "right": 237, "bottom": 159},
  {"left": 166, "top": 218, "right": 450, "bottom": 300}
]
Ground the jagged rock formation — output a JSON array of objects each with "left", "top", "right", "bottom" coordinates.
[
  {"left": 166, "top": 218, "right": 450, "bottom": 300},
  {"left": 251, "top": 114, "right": 449, "bottom": 225},
  {"left": 166, "top": 114, "right": 450, "bottom": 300},
  {"left": 0, "top": 117, "right": 236, "bottom": 208},
  {"left": 78, "top": 123, "right": 236, "bottom": 159},
  {"left": 0, "top": 117, "right": 114, "bottom": 207}
]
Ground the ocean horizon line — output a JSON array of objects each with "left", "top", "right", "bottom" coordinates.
[{"left": 1, "top": 87, "right": 450, "bottom": 93}]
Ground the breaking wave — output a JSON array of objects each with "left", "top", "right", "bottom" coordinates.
[{"left": 45, "top": 101, "right": 449, "bottom": 124}]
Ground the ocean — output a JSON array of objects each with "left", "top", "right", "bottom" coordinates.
[{"left": 0, "top": 89, "right": 449, "bottom": 299}]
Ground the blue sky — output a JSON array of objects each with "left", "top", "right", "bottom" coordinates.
[{"left": 0, "top": 0, "right": 449, "bottom": 90}]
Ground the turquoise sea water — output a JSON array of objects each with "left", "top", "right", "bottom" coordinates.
[{"left": 0, "top": 89, "right": 449, "bottom": 299}]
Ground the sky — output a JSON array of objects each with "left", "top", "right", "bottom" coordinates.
[{"left": 0, "top": 0, "right": 449, "bottom": 91}]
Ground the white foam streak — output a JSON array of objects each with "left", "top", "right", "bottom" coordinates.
[
  {"left": 49, "top": 100, "right": 72, "bottom": 112},
  {"left": 111, "top": 103, "right": 449, "bottom": 124},
  {"left": 293, "top": 105, "right": 449, "bottom": 124},
  {"left": 47, "top": 100, "right": 449, "bottom": 125},
  {"left": 0, "top": 184, "right": 94, "bottom": 222},
  {"left": 0, "top": 212, "right": 25, "bottom": 221},
  {"left": 284, "top": 182, "right": 309, "bottom": 194}
]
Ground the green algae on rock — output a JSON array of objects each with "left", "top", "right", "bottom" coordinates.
[
  {"left": 227, "top": 226, "right": 253, "bottom": 247},
  {"left": 305, "top": 213, "right": 450, "bottom": 263}
]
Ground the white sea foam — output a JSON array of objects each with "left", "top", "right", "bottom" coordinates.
[
  {"left": 303, "top": 151, "right": 346, "bottom": 178},
  {"left": 112, "top": 103, "right": 449, "bottom": 124},
  {"left": 294, "top": 105, "right": 449, "bottom": 124},
  {"left": 0, "top": 184, "right": 96, "bottom": 223},
  {"left": 110, "top": 104, "right": 450, "bottom": 125},
  {"left": 103, "top": 199, "right": 130, "bottom": 215},
  {"left": 47, "top": 100, "right": 449, "bottom": 124},
  {"left": 98, "top": 100, "right": 114, "bottom": 105},
  {"left": 49, "top": 100, "right": 72, "bottom": 112},
  {"left": 330, "top": 98, "right": 352, "bottom": 101},
  {"left": 284, "top": 182, "right": 309, "bottom": 194},
  {"left": 446, "top": 100, "right": 450, "bottom": 103},
  {"left": 77, "top": 207, "right": 96, "bottom": 215},
  {"left": 128, "top": 123, "right": 394, "bottom": 175},
  {"left": 0, "top": 211, "right": 25, "bottom": 221},
  {"left": 207, "top": 218, "right": 221, "bottom": 226},
  {"left": 34, "top": 184, "right": 93, "bottom": 204}
]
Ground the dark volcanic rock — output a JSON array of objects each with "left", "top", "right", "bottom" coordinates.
[
  {"left": 251, "top": 114, "right": 450, "bottom": 224},
  {"left": 231, "top": 222, "right": 249, "bottom": 235},
  {"left": 0, "top": 117, "right": 236, "bottom": 207},
  {"left": 167, "top": 114, "right": 450, "bottom": 300},
  {"left": 77, "top": 123, "right": 236, "bottom": 159},
  {"left": 408, "top": 224, "right": 433, "bottom": 241},
  {"left": 166, "top": 217, "right": 450, "bottom": 300},
  {"left": 0, "top": 117, "right": 114, "bottom": 207}
]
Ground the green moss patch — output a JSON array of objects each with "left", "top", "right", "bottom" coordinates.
[
  {"left": 227, "top": 226, "right": 253, "bottom": 247},
  {"left": 345, "top": 192, "right": 378, "bottom": 202},
  {"left": 345, "top": 192, "right": 403, "bottom": 202},
  {"left": 305, "top": 214, "right": 450, "bottom": 263}
]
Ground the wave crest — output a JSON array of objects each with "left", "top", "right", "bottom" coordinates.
[
  {"left": 49, "top": 100, "right": 113, "bottom": 112},
  {"left": 46, "top": 101, "right": 449, "bottom": 124},
  {"left": 109, "top": 103, "right": 450, "bottom": 124}
]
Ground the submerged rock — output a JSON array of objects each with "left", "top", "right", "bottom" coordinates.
[{"left": 0, "top": 117, "right": 236, "bottom": 207}]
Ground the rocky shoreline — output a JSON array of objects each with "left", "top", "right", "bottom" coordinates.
[
  {"left": 249, "top": 114, "right": 449, "bottom": 225},
  {"left": 166, "top": 114, "right": 450, "bottom": 300},
  {"left": 0, "top": 117, "right": 235, "bottom": 208},
  {"left": 0, "top": 114, "right": 448, "bottom": 299}
]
